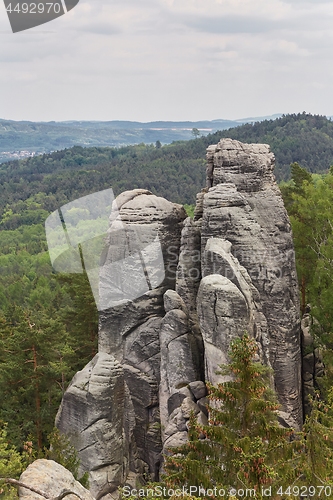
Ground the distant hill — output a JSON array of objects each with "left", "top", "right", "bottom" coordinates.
[
  {"left": 0, "top": 114, "right": 290, "bottom": 164},
  {"left": 1, "top": 113, "right": 333, "bottom": 225},
  {"left": 0, "top": 118, "right": 242, "bottom": 163}
]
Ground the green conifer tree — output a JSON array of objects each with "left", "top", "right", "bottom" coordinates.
[{"left": 164, "top": 334, "right": 297, "bottom": 499}]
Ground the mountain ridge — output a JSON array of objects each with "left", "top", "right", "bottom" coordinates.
[{"left": 0, "top": 114, "right": 297, "bottom": 163}]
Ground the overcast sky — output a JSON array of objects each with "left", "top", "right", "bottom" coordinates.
[{"left": 1, "top": 0, "right": 333, "bottom": 122}]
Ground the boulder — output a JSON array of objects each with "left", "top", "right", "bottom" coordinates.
[
  {"left": 188, "top": 381, "right": 207, "bottom": 400},
  {"left": 19, "top": 459, "right": 94, "bottom": 500}
]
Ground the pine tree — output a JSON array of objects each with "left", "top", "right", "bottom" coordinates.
[
  {"left": 0, "top": 423, "right": 33, "bottom": 499},
  {"left": 0, "top": 306, "right": 72, "bottom": 450},
  {"left": 164, "top": 334, "right": 297, "bottom": 499},
  {"left": 298, "top": 393, "right": 333, "bottom": 488}
]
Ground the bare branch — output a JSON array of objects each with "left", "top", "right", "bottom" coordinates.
[
  {"left": 0, "top": 479, "right": 87, "bottom": 500},
  {"left": 1, "top": 478, "right": 50, "bottom": 498}
]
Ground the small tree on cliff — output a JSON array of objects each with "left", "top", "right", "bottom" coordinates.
[{"left": 164, "top": 333, "right": 297, "bottom": 498}]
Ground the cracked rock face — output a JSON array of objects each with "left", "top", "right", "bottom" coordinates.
[
  {"left": 55, "top": 140, "right": 303, "bottom": 497},
  {"left": 202, "top": 139, "right": 302, "bottom": 427},
  {"left": 55, "top": 353, "right": 133, "bottom": 497}
]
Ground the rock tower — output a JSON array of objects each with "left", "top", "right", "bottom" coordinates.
[{"left": 56, "top": 139, "right": 303, "bottom": 498}]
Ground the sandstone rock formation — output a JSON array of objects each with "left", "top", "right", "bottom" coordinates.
[
  {"left": 56, "top": 139, "right": 303, "bottom": 498},
  {"left": 19, "top": 459, "right": 94, "bottom": 500}
]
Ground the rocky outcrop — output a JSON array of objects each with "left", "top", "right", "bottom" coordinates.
[
  {"left": 55, "top": 353, "right": 134, "bottom": 497},
  {"left": 57, "top": 191, "right": 187, "bottom": 496},
  {"left": 202, "top": 139, "right": 302, "bottom": 426},
  {"left": 19, "top": 459, "right": 94, "bottom": 500},
  {"left": 55, "top": 139, "right": 303, "bottom": 498}
]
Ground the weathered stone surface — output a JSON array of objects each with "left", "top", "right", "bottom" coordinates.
[
  {"left": 163, "top": 289, "right": 187, "bottom": 314},
  {"left": 159, "top": 307, "right": 198, "bottom": 439},
  {"left": 19, "top": 459, "right": 94, "bottom": 500},
  {"left": 56, "top": 139, "right": 305, "bottom": 496},
  {"left": 167, "top": 392, "right": 187, "bottom": 416},
  {"left": 181, "top": 397, "right": 200, "bottom": 419},
  {"left": 197, "top": 397, "right": 209, "bottom": 416},
  {"left": 164, "top": 431, "right": 188, "bottom": 451},
  {"left": 197, "top": 274, "right": 250, "bottom": 385},
  {"left": 202, "top": 237, "right": 270, "bottom": 365},
  {"left": 196, "top": 411, "right": 208, "bottom": 427},
  {"left": 175, "top": 216, "right": 203, "bottom": 368},
  {"left": 301, "top": 309, "right": 325, "bottom": 416},
  {"left": 189, "top": 381, "right": 207, "bottom": 400},
  {"left": 99, "top": 189, "right": 186, "bottom": 355},
  {"left": 55, "top": 353, "right": 133, "bottom": 497},
  {"left": 202, "top": 138, "right": 302, "bottom": 427}
]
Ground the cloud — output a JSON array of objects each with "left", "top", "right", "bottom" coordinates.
[{"left": 0, "top": 0, "right": 333, "bottom": 121}]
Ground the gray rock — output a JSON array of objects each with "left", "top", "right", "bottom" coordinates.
[
  {"left": 177, "top": 386, "right": 194, "bottom": 399},
  {"left": 159, "top": 308, "right": 198, "bottom": 438},
  {"left": 181, "top": 397, "right": 200, "bottom": 419},
  {"left": 201, "top": 139, "right": 303, "bottom": 427},
  {"left": 99, "top": 189, "right": 186, "bottom": 355},
  {"left": 303, "top": 353, "right": 314, "bottom": 375},
  {"left": 55, "top": 139, "right": 305, "bottom": 494},
  {"left": 185, "top": 411, "right": 208, "bottom": 438},
  {"left": 197, "top": 274, "right": 250, "bottom": 385},
  {"left": 301, "top": 314, "right": 313, "bottom": 348},
  {"left": 19, "top": 459, "right": 94, "bottom": 500},
  {"left": 164, "top": 432, "right": 188, "bottom": 452},
  {"left": 197, "top": 397, "right": 209, "bottom": 416},
  {"left": 175, "top": 216, "right": 203, "bottom": 358},
  {"left": 167, "top": 392, "right": 187, "bottom": 416},
  {"left": 189, "top": 381, "right": 207, "bottom": 400},
  {"left": 55, "top": 353, "right": 132, "bottom": 497},
  {"left": 202, "top": 237, "right": 270, "bottom": 365},
  {"left": 163, "top": 289, "right": 188, "bottom": 314},
  {"left": 197, "top": 411, "right": 208, "bottom": 426},
  {"left": 123, "top": 364, "right": 161, "bottom": 476}
]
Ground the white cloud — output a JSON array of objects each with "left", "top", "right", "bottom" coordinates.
[{"left": 0, "top": 0, "right": 333, "bottom": 121}]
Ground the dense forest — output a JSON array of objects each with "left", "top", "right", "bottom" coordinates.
[
  {"left": 217, "top": 112, "right": 333, "bottom": 180},
  {"left": 1, "top": 112, "right": 333, "bottom": 496},
  {"left": 0, "top": 114, "right": 333, "bottom": 223}
]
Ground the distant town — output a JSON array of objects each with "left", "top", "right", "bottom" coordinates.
[{"left": 0, "top": 150, "right": 41, "bottom": 163}]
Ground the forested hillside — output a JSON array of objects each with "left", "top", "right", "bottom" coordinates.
[
  {"left": 1, "top": 114, "right": 332, "bottom": 222},
  {"left": 217, "top": 112, "right": 333, "bottom": 180},
  {"left": 0, "top": 118, "right": 240, "bottom": 163}
]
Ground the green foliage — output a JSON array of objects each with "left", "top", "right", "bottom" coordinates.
[
  {"left": 0, "top": 308, "right": 72, "bottom": 450},
  {"left": 163, "top": 334, "right": 333, "bottom": 499},
  {"left": 164, "top": 334, "right": 296, "bottom": 499},
  {"left": 0, "top": 424, "right": 33, "bottom": 499},
  {"left": 299, "top": 394, "right": 333, "bottom": 487},
  {"left": 184, "top": 204, "right": 195, "bottom": 218},
  {"left": 45, "top": 428, "right": 89, "bottom": 488},
  {"left": 281, "top": 167, "right": 333, "bottom": 348}
]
